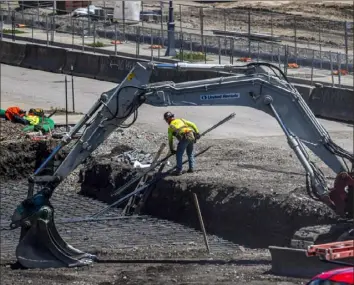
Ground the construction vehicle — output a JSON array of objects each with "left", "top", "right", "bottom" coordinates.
[
  {"left": 8, "top": 61, "right": 354, "bottom": 274},
  {"left": 304, "top": 240, "right": 353, "bottom": 284}
]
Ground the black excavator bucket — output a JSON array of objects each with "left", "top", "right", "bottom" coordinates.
[
  {"left": 16, "top": 205, "right": 97, "bottom": 269},
  {"left": 268, "top": 246, "right": 347, "bottom": 278}
]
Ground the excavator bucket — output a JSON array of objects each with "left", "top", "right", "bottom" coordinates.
[
  {"left": 269, "top": 246, "right": 342, "bottom": 278},
  {"left": 16, "top": 206, "right": 96, "bottom": 269}
]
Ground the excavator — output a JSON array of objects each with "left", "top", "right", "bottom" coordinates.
[{"left": 8, "top": 61, "right": 354, "bottom": 277}]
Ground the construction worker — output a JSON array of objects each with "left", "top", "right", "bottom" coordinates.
[{"left": 164, "top": 111, "right": 201, "bottom": 176}]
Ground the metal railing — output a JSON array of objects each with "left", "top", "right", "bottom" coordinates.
[{"left": 0, "top": 4, "right": 353, "bottom": 86}]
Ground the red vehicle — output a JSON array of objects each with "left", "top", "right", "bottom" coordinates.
[
  {"left": 306, "top": 267, "right": 353, "bottom": 285},
  {"left": 305, "top": 241, "right": 354, "bottom": 285}
]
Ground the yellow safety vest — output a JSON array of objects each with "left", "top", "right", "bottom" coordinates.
[{"left": 24, "top": 115, "right": 40, "bottom": 125}]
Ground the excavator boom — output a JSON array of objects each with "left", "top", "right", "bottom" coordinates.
[{"left": 8, "top": 61, "right": 354, "bottom": 270}]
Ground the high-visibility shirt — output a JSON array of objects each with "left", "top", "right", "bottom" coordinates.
[
  {"left": 168, "top": 118, "right": 199, "bottom": 148},
  {"left": 24, "top": 115, "right": 40, "bottom": 125},
  {"left": 5, "top": 106, "right": 24, "bottom": 121}
]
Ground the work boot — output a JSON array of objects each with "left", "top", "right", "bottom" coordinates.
[
  {"left": 187, "top": 168, "right": 194, "bottom": 173},
  {"left": 172, "top": 169, "right": 183, "bottom": 176}
]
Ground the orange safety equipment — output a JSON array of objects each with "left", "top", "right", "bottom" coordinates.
[{"left": 5, "top": 106, "right": 26, "bottom": 121}]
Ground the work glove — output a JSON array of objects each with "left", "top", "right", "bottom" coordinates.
[
  {"left": 195, "top": 133, "right": 201, "bottom": 140},
  {"left": 170, "top": 149, "right": 176, "bottom": 155}
]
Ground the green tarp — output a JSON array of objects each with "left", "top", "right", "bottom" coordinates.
[
  {"left": 1, "top": 108, "right": 55, "bottom": 133},
  {"left": 22, "top": 117, "right": 55, "bottom": 133},
  {"left": 0, "top": 108, "right": 6, "bottom": 118}
]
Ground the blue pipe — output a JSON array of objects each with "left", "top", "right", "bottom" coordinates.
[
  {"left": 34, "top": 144, "right": 62, "bottom": 175},
  {"left": 154, "top": 63, "right": 176, "bottom": 69}
]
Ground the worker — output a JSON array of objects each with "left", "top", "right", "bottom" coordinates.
[
  {"left": 5, "top": 106, "right": 29, "bottom": 125},
  {"left": 164, "top": 111, "right": 201, "bottom": 176}
]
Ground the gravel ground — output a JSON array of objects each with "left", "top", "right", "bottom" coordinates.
[{"left": 0, "top": 120, "right": 317, "bottom": 285}]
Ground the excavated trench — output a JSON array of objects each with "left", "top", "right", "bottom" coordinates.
[
  {"left": 0, "top": 139, "right": 337, "bottom": 251},
  {"left": 78, "top": 144, "right": 337, "bottom": 249}
]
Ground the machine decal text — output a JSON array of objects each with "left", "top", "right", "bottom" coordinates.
[{"left": 200, "top": 93, "right": 240, "bottom": 100}]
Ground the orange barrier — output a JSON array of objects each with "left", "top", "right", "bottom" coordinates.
[
  {"left": 288, "top": 63, "right": 299, "bottom": 69},
  {"left": 111, "top": 40, "right": 123, "bottom": 45},
  {"left": 149, "top": 45, "right": 163, "bottom": 49},
  {"left": 332, "top": 69, "right": 348, "bottom": 76},
  {"left": 237, "top": 57, "right": 252, "bottom": 62}
]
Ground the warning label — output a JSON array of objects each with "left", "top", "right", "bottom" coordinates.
[{"left": 200, "top": 93, "right": 240, "bottom": 101}]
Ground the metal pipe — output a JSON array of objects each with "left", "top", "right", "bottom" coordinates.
[
  {"left": 65, "top": 75, "right": 68, "bottom": 132},
  {"left": 192, "top": 193, "right": 210, "bottom": 254}
]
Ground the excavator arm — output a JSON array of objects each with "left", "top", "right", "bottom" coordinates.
[{"left": 9, "top": 61, "right": 354, "bottom": 269}]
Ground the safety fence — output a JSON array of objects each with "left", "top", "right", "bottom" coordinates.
[
  {"left": 0, "top": 40, "right": 353, "bottom": 123},
  {"left": 0, "top": 7, "right": 353, "bottom": 76}
]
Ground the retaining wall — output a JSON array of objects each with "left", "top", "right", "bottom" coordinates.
[
  {"left": 0, "top": 40, "right": 352, "bottom": 123},
  {"left": 308, "top": 86, "right": 354, "bottom": 123}
]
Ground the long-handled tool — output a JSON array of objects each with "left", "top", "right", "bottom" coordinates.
[
  {"left": 110, "top": 112, "right": 236, "bottom": 198},
  {"left": 122, "top": 143, "right": 166, "bottom": 215}
]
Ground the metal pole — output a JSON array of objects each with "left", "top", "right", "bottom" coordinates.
[
  {"left": 248, "top": 9, "right": 251, "bottom": 57},
  {"left": 161, "top": 2, "right": 164, "bottom": 46},
  {"left": 53, "top": 0, "right": 56, "bottom": 42},
  {"left": 200, "top": 7, "right": 204, "bottom": 53},
  {"left": 31, "top": 15, "right": 34, "bottom": 42},
  {"left": 82, "top": 19, "right": 84, "bottom": 52},
  {"left": 71, "top": 17, "right": 74, "bottom": 49},
  {"left": 231, "top": 38, "right": 234, "bottom": 64},
  {"left": 271, "top": 12, "right": 274, "bottom": 62},
  {"left": 93, "top": 20, "right": 96, "bottom": 44},
  {"left": 330, "top": 52, "right": 334, "bottom": 87},
  {"left": 319, "top": 20, "right": 322, "bottom": 69},
  {"left": 179, "top": 4, "right": 182, "bottom": 34},
  {"left": 218, "top": 37, "right": 221, "bottom": 64},
  {"left": 344, "top": 21, "right": 349, "bottom": 72},
  {"left": 192, "top": 193, "right": 210, "bottom": 254},
  {"left": 136, "top": 26, "right": 140, "bottom": 57},
  {"left": 114, "top": 23, "right": 117, "bottom": 55},
  {"left": 165, "top": 1, "right": 176, "bottom": 56},
  {"left": 337, "top": 52, "right": 341, "bottom": 88},
  {"left": 65, "top": 76, "right": 69, "bottom": 132},
  {"left": 151, "top": 27, "right": 153, "bottom": 61},
  {"left": 284, "top": 45, "right": 288, "bottom": 76},
  {"left": 46, "top": 15, "right": 49, "bottom": 46},
  {"left": 141, "top": 2, "right": 144, "bottom": 43},
  {"left": 204, "top": 37, "right": 207, "bottom": 63},
  {"left": 294, "top": 16, "right": 297, "bottom": 57},
  {"left": 0, "top": 10, "right": 3, "bottom": 41},
  {"left": 71, "top": 66, "right": 75, "bottom": 113},
  {"left": 310, "top": 50, "right": 314, "bottom": 86},
  {"left": 122, "top": 1, "right": 125, "bottom": 42}
]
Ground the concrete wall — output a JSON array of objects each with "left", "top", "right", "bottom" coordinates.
[{"left": 0, "top": 40, "right": 352, "bottom": 123}]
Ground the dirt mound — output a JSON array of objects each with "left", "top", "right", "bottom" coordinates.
[
  {"left": 0, "top": 120, "right": 27, "bottom": 142},
  {"left": 0, "top": 140, "right": 56, "bottom": 181}
]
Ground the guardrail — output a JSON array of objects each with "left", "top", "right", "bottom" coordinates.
[
  {"left": 1, "top": 8, "right": 353, "bottom": 75},
  {"left": 0, "top": 40, "right": 352, "bottom": 123}
]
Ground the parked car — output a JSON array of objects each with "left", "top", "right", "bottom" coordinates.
[{"left": 306, "top": 267, "right": 353, "bottom": 285}]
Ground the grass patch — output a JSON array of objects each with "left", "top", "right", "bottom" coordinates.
[
  {"left": 86, "top": 41, "right": 106, "bottom": 47},
  {"left": 173, "top": 51, "right": 208, "bottom": 62},
  {"left": 1, "top": 28, "right": 26, "bottom": 34}
]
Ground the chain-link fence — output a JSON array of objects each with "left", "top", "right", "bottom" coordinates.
[{"left": 1, "top": 2, "right": 353, "bottom": 80}]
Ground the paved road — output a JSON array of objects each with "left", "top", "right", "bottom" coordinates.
[
  {"left": 2, "top": 23, "right": 353, "bottom": 88},
  {"left": 2, "top": 64, "right": 352, "bottom": 148}
]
